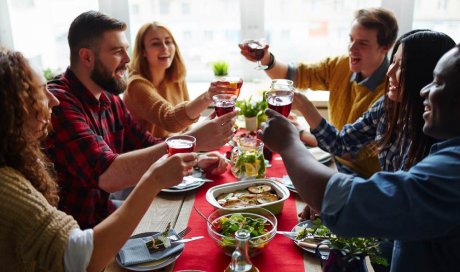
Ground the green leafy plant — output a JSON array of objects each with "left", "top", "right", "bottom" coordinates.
[
  {"left": 43, "top": 68, "right": 57, "bottom": 81},
  {"left": 235, "top": 95, "right": 267, "bottom": 118},
  {"left": 212, "top": 60, "right": 229, "bottom": 76},
  {"left": 297, "top": 218, "right": 388, "bottom": 267}
]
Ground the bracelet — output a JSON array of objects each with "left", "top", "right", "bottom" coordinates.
[{"left": 263, "top": 53, "right": 275, "bottom": 71}]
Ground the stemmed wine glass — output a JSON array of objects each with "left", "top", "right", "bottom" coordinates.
[{"left": 243, "top": 39, "right": 268, "bottom": 70}]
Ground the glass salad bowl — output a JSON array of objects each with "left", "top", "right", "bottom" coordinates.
[{"left": 206, "top": 207, "right": 277, "bottom": 257}]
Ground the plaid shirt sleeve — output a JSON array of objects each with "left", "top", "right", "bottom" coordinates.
[
  {"left": 311, "top": 97, "right": 384, "bottom": 156},
  {"left": 118, "top": 98, "right": 163, "bottom": 151},
  {"left": 47, "top": 90, "right": 119, "bottom": 189}
]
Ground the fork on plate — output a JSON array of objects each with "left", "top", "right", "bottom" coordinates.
[
  {"left": 145, "top": 226, "right": 192, "bottom": 251},
  {"left": 277, "top": 231, "right": 324, "bottom": 242},
  {"left": 169, "top": 226, "right": 192, "bottom": 241},
  {"left": 276, "top": 231, "right": 300, "bottom": 240}
]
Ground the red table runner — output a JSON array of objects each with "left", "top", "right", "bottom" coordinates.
[{"left": 173, "top": 147, "right": 305, "bottom": 272}]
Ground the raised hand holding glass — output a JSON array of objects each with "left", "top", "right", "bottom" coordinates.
[{"left": 243, "top": 39, "right": 268, "bottom": 70}]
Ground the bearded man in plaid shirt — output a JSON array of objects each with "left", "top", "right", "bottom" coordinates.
[{"left": 45, "top": 11, "right": 235, "bottom": 228}]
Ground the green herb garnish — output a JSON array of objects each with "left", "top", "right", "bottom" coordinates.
[
  {"left": 235, "top": 95, "right": 267, "bottom": 118},
  {"left": 296, "top": 218, "right": 388, "bottom": 266}
]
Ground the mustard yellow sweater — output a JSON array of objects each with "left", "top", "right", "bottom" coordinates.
[
  {"left": 0, "top": 167, "right": 78, "bottom": 272},
  {"left": 296, "top": 55, "right": 385, "bottom": 177},
  {"left": 124, "top": 75, "right": 199, "bottom": 138}
]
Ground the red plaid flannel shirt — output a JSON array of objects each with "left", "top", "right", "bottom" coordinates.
[{"left": 45, "top": 69, "right": 162, "bottom": 228}]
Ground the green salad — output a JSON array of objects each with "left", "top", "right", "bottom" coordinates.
[{"left": 213, "top": 213, "right": 272, "bottom": 247}]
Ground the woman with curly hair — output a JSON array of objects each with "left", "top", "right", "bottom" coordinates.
[
  {"left": 0, "top": 48, "right": 196, "bottom": 271},
  {"left": 125, "top": 21, "right": 234, "bottom": 138}
]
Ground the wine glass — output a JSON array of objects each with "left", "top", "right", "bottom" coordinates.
[
  {"left": 212, "top": 76, "right": 243, "bottom": 98},
  {"left": 165, "top": 135, "right": 196, "bottom": 156},
  {"left": 265, "top": 79, "right": 294, "bottom": 117},
  {"left": 212, "top": 94, "right": 237, "bottom": 117},
  {"left": 244, "top": 39, "right": 268, "bottom": 70}
]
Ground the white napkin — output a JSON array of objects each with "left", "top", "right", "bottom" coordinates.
[
  {"left": 118, "top": 230, "right": 184, "bottom": 266},
  {"left": 171, "top": 176, "right": 212, "bottom": 189}
]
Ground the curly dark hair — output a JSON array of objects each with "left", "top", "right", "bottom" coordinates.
[
  {"left": 0, "top": 48, "right": 59, "bottom": 206},
  {"left": 378, "top": 31, "right": 456, "bottom": 170}
]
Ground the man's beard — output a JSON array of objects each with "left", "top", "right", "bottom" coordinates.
[{"left": 90, "top": 58, "right": 127, "bottom": 95}]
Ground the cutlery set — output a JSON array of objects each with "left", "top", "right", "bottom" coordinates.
[
  {"left": 147, "top": 226, "right": 323, "bottom": 253},
  {"left": 147, "top": 226, "right": 204, "bottom": 252},
  {"left": 170, "top": 236, "right": 204, "bottom": 245}
]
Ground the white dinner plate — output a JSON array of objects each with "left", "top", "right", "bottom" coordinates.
[
  {"left": 307, "top": 147, "right": 332, "bottom": 164},
  {"left": 284, "top": 183, "right": 298, "bottom": 194},
  {"left": 161, "top": 170, "right": 209, "bottom": 193},
  {"left": 276, "top": 176, "right": 297, "bottom": 194},
  {"left": 291, "top": 220, "right": 329, "bottom": 256},
  {"left": 275, "top": 147, "right": 332, "bottom": 166},
  {"left": 161, "top": 180, "right": 206, "bottom": 193},
  {"left": 116, "top": 232, "right": 183, "bottom": 271}
]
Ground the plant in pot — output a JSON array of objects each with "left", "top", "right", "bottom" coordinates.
[
  {"left": 297, "top": 218, "right": 388, "bottom": 272},
  {"left": 235, "top": 96, "right": 267, "bottom": 131},
  {"left": 212, "top": 60, "right": 229, "bottom": 77}
]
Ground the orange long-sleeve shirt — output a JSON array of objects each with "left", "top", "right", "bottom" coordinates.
[{"left": 124, "top": 75, "right": 199, "bottom": 138}]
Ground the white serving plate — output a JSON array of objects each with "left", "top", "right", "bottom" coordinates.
[{"left": 205, "top": 179, "right": 290, "bottom": 215}]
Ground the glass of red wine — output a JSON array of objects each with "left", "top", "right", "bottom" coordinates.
[
  {"left": 165, "top": 135, "right": 196, "bottom": 156},
  {"left": 212, "top": 94, "right": 237, "bottom": 117},
  {"left": 244, "top": 39, "right": 268, "bottom": 70},
  {"left": 265, "top": 79, "right": 294, "bottom": 117}
]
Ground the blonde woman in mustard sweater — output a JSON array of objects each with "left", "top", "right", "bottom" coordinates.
[
  {"left": 240, "top": 8, "right": 398, "bottom": 179},
  {"left": 0, "top": 48, "right": 195, "bottom": 271},
  {"left": 126, "top": 22, "right": 232, "bottom": 138}
]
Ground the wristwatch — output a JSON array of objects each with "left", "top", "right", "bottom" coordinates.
[{"left": 263, "top": 53, "right": 275, "bottom": 71}]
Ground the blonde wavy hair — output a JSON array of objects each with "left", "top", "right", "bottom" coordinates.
[
  {"left": 129, "top": 22, "right": 186, "bottom": 84},
  {"left": 0, "top": 48, "right": 59, "bottom": 206}
]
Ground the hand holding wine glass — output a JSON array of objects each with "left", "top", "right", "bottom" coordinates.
[
  {"left": 211, "top": 76, "right": 243, "bottom": 98},
  {"left": 239, "top": 39, "right": 269, "bottom": 70}
]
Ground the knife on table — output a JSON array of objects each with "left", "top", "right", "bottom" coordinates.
[
  {"left": 148, "top": 236, "right": 204, "bottom": 252},
  {"left": 171, "top": 236, "right": 204, "bottom": 244}
]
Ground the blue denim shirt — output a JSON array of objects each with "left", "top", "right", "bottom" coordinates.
[{"left": 321, "top": 136, "right": 460, "bottom": 271}]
